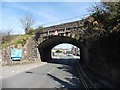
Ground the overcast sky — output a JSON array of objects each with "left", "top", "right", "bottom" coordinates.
[{"left": 1, "top": 1, "right": 99, "bottom": 48}]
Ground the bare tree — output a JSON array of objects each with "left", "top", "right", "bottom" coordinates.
[
  {"left": 6, "top": 28, "right": 13, "bottom": 35},
  {"left": 0, "top": 30, "right": 3, "bottom": 36},
  {"left": 1, "top": 27, "right": 13, "bottom": 36},
  {"left": 1, "top": 28, "right": 13, "bottom": 44},
  {"left": 20, "top": 14, "right": 35, "bottom": 34}
]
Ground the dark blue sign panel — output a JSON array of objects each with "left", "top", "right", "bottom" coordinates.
[{"left": 11, "top": 49, "right": 22, "bottom": 61}]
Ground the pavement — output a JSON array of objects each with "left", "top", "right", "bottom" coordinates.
[{"left": 1, "top": 55, "right": 83, "bottom": 89}]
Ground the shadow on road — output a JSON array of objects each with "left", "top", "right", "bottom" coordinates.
[
  {"left": 47, "top": 73, "right": 81, "bottom": 89},
  {"left": 48, "top": 58, "right": 80, "bottom": 64},
  {"left": 25, "top": 59, "right": 83, "bottom": 89}
]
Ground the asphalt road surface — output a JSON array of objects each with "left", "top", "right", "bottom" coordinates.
[{"left": 2, "top": 55, "right": 83, "bottom": 89}]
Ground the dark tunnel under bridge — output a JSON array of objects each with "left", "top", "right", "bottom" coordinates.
[{"left": 37, "top": 36, "right": 89, "bottom": 65}]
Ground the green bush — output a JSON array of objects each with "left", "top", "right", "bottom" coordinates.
[
  {"left": 56, "top": 50, "right": 62, "bottom": 53},
  {"left": 27, "top": 29, "right": 35, "bottom": 35},
  {"left": 35, "top": 26, "right": 44, "bottom": 33}
]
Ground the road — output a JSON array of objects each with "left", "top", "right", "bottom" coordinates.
[
  {"left": 1, "top": 55, "right": 83, "bottom": 89},
  {"left": 0, "top": 62, "right": 46, "bottom": 79}
]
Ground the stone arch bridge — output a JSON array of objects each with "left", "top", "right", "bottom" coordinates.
[
  {"left": 29, "top": 19, "right": 120, "bottom": 83},
  {"left": 35, "top": 19, "right": 94, "bottom": 64}
]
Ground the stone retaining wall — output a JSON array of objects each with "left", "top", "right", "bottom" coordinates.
[
  {"left": 2, "top": 35, "right": 40, "bottom": 66},
  {"left": 88, "top": 31, "right": 120, "bottom": 82}
]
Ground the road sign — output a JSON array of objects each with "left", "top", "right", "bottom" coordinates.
[
  {"left": 54, "top": 30, "right": 58, "bottom": 36},
  {"left": 11, "top": 49, "right": 22, "bottom": 61}
]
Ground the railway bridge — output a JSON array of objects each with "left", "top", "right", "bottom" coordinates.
[
  {"left": 35, "top": 19, "right": 93, "bottom": 63},
  {"left": 31, "top": 19, "right": 120, "bottom": 85}
]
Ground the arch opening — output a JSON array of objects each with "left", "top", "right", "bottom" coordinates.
[
  {"left": 51, "top": 43, "right": 80, "bottom": 60},
  {"left": 37, "top": 36, "right": 86, "bottom": 65}
]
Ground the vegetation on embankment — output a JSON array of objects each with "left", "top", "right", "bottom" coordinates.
[
  {"left": 2, "top": 34, "right": 31, "bottom": 48},
  {"left": 84, "top": 2, "right": 120, "bottom": 38},
  {"left": 1, "top": 25, "right": 45, "bottom": 49},
  {"left": 86, "top": 1, "right": 120, "bottom": 82}
]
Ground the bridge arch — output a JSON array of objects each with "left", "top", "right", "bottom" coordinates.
[{"left": 37, "top": 36, "right": 89, "bottom": 65}]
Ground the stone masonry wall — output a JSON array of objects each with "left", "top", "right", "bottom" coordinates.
[
  {"left": 2, "top": 35, "right": 40, "bottom": 65},
  {"left": 88, "top": 31, "right": 120, "bottom": 82}
]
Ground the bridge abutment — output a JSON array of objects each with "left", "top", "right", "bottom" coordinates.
[{"left": 38, "top": 47, "right": 51, "bottom": 62}]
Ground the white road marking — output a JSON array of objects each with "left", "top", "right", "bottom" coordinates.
[
  {"left": 11, "top": 71, "right": 15, "bottom": 72},
  {"left": 25, "top": 68, "right": 29, "bottom": 70},
  {"left": 43, "top": 75, "right": 46, "bottom": 78},
  {"left": 55, "top": 81, "right": 59, "bottom": 84},
  {"left": 48, "top": 68, "right": 55, "bottom": 74},
  {"left": 0, "top": 76, "right": 5, "bottom": 78}
]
